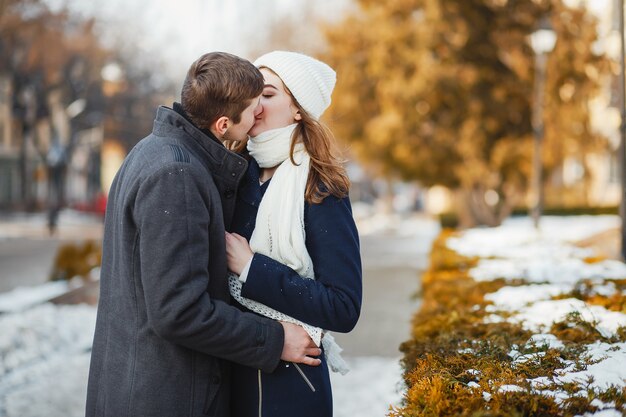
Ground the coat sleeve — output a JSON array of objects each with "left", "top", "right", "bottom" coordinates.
[
  {"left": 241, "top": 194, "right": 362, "bottom": 333},
  {"left": 134, "top": 162, "right": 283, "bottom": 373}
]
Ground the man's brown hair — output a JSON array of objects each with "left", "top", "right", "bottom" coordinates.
[{"left": 181, "top": 52, "right": 263, "bottom": 129}]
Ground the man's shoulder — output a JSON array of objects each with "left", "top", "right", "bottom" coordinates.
[
  {"left": 138, "top": 135, "right": 193, "bottom": 165},
  {"left": 123, "top": 135, "right": 214, "bottom": 186}
]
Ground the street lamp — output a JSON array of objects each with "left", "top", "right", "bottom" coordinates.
[
  {"left": 618, "top": 0, "right": 626, "bottom": 260},
  {"left": 529, "top": 17, "right": 557, "bottom": 230}
]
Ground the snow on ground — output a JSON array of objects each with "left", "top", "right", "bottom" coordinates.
[
  {"left": 449, "top": 215, "right": 626, "bottom": 338},
  {"left": 0, "top": 282, "right": 70, "bottom": 313},
  {"left": 484, "top": 284, "right": 575, "bottom": 311},
  {"left": 471, "top": 258, "right": 626, "bottom": 284},
  {"left": 448, "top": 215, "right": 626, "bottom": 416},
  {"left": 331, "top": 356, "right": 405, "bottom": 417},
  {"left": 0, "top": 210, "right": 103, "bottom": 241},
  {"left": 0, "top": 298, "right": 403, "bottom": 417},
  {"left": 530, "top": 342, "right": 626, "bottom": 392},
  {"left": 485, "top": 284, "right": 626, "bottom": 339},
  {"left": 447, "top": 216, "right": 626, "bottom": 285},
  {"left": 488, "top": 298, "right": 626, "bottom": 338},
  {"left": 576, "top": 411, "right": 624, "bottom": 417},
  {"left": 447, "top": 215, "right": 620, "bottom": 258},
  {"left": 0, "top": 303, "right": 96, "bottom": 417},
  {"left": 525, "top": 342, "right": 626, "bottom": 416}
]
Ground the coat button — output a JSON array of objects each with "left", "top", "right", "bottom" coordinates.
[
  {"left": 231, "top": 172, "right": 236, "bottom": 177},
  {"left": 224, "top": 190, "right": 234, "bottom": 198}
]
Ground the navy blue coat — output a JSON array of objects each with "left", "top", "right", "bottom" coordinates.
[{"left": 229, "top": 158, "right": 362, "bottom": 417}]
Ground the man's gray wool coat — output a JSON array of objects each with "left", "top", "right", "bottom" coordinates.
[{"left": 86, "top": 105, "right": 284, "bottom": 417}]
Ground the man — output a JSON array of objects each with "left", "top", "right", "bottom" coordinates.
[{"left": 86, "top": 52, "right": 320, "bottom": 417}]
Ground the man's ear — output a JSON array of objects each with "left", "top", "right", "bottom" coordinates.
[{"left": 212, "top": 116, "right": 231, "bottom": 138}]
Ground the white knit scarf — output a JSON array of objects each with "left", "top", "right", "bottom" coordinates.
[{"left": 228, "top": 123, "right": 348, "bottom": 374}]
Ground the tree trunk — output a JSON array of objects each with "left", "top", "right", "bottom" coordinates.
[
  {"left": 381, "top": 177, "right": 394, "bottom": 215},
  {"left": 454, "top": 188, "right": 476, "bottom": 229},
  {"left": 457, "top": 184, "right": 521, "bottom": 228},
  {"left": 468, "top": 187, "right": 500, "bottom": 227}
]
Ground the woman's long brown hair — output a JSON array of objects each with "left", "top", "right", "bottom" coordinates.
[
  {"left": 292, "top": 108, "right": 350, "bottom": 204},
  {"left": 228, "top": 81, "right": 350, "bottom": 204}
]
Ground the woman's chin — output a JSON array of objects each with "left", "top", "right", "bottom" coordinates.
[{"left": 249, "top": 127, "right": 265, "bottom": 137}]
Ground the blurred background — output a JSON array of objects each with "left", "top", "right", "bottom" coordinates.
[
  {"left": 0, "top": 0, "right": 625, "bottom": 416},
  {"left": 0, "top": 0, "right": 623, "bottom": 228}
]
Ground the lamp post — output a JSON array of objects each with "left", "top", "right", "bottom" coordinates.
[
  {"left": 529, "top": 17, "right": 557, "bottom": 230},
  {"left": 618, "top": 0, "right": 626, "bottom": 260}
]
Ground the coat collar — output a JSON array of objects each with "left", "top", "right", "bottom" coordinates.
[
  {"left": 238, "top": 158, "right": 271, "bottom": 206},
  {"left": 152, "top": 105, "right": 248, "bottom": 186}
]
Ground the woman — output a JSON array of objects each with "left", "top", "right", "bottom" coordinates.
[{"left": 225, "top": 51, "right": 362, "bottom": 416}]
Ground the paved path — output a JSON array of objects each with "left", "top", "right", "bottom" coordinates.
[
  {"left": 0, "top": 211, "right": 103, "bottom": 293},
  {"left": 0, "top": 239, "right": 62, "bottom": 292},
  {"left": 334, "top": 232, "right": 434, "bottom": 358},
  {"left": 331, "top": 218, "right": 439, "bottom": 416}
]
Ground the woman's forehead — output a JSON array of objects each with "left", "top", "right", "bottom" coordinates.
[{"left": 260, "top": 68, "right": 285, "bottom": 89}]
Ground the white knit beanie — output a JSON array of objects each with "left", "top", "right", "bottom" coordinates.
[{"left": 254, "top": 51, "right": 336, "bottom": 119}]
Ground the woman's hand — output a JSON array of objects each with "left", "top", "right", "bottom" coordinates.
[{"left": 225, "top": 232, "right": 254, "bottom": 275}]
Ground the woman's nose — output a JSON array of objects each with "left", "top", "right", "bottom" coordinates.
[{"left": 254, "top": 102, "right": 263, "bottom": 117}]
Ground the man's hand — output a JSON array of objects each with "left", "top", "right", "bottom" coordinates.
[
  {"left": 225, "top": 232, "right": 254, "bottom": 275},
  {"left": 280, "top": 322, "right": 322, "bottom": 366}
]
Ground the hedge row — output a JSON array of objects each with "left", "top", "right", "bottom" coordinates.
[
  {"left": 439, "top": 207, "right": 618, "bottom": 228},
  {"left": 391, "top": 230, "right": 626, "bottom": 417}
]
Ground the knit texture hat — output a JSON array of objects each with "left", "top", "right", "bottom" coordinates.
[{"left": 254, "top": 51, "right": 336, "bottom": 119}]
